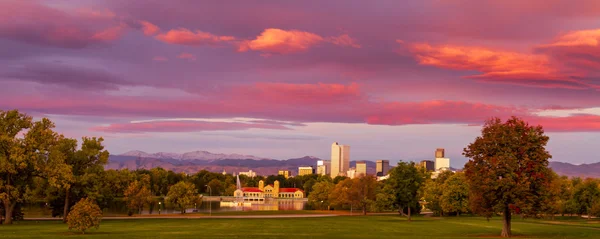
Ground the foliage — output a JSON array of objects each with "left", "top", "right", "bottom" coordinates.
[
  {"left": 329, "top": 176, "right": 378, "bottom": 215},
  {"left": 166, "top": 181, "right": 200, "bottom": 214},
  {"left": 384, "top": 161, "right": 425, "bottom": 220},
  {"left": 66, "top": 198, "right": 102, "bottom": 234},
  {"left": 440, "top": 172, "right": 469, "bottom": 216},
  {"left": 124, "top": 176, "right": 153, "bottom": 215},
  {"left": 572, "top": 178, "right": 600, "bottom": 216},
  {"left": 308, "top": 181, "right": 334, "bottom": 210},
  {"left": 423, "top": 170, "right": 454, "bottom": 216},
  {"left": 463, "top": 117, "right": 553, "bottom": 237}
]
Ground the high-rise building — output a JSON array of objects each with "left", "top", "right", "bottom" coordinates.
[
  {"left": 435, "top": 148, "right": 445, "bottom": 158},
  {"left": 278, "top": 170, "right": 291, "bottom": 179},
  {"left": 435, "top": 158, "right": 450, "bottom": 171},
  {"left": 356, "top": 161, "right": 367, "bottom": 176},
  {"left": 420, "top": 160, "right": 435, "bottom": 171},
  {"left": 331, "top": 142, "right": 350, "bottom": 178},
  {"left": 298, "top": 166, "right": 314, "bottom": 176},
  {"left": 317, "top": 160, "right": 331, "bottom": 175},
  {"left": 376, "top": 160, "right": 390, "bottom": 176}
]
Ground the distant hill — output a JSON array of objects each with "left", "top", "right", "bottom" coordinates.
[
  {"left": 108, "top": 150, "right": 377, "bottom": 176},
  {"left": 549, "top": 161, "right": 600, "bottom": 178},
  {"left": 109, "top": 150, "right": 596, "bottom": 178}
]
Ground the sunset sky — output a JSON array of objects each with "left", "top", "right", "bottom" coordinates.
[{"left": 1, "top": 0, "right": 600, "bottom": 167}]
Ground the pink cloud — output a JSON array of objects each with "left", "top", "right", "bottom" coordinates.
[
  {"left": 91, "top": 120, "right": 291, "bottom": 133},
  {"left": 140, "top": 21, "right": 160, "bottom": 36},
  {"left": 152, "top": 56, "right": 168, "bottom": 61},
  {"left": 526, "top": 115, "right": 600, "bottom": 132},
  {"left": 0, "top": 1, "right": 127, "bottom": 48},
  {"left": 155, "top": 28, "right": 234, "bottom": 46},
  {"left": 237, "top": 28, "right": 361, "bottom": 54},
  {"left": 326, "top": 34, "right": 361, "bottom": 48},
  {"left": 177, "top": 53, "right": 196, "bottom": 61}
]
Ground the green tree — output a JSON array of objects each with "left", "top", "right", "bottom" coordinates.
[
  {"left": 385, "top": 161, "right": 425, "bottom": 221},
  {"left": 440, "top": 173, "right": 469, "bottom": 216},
  {"left": 423, "top": 170, "right": 454, "bottom": 216},
  {"left": 166, "top": 181, "right": 200, "bottom": 214},
  {"left": 0, "top": 110, "right": 69, "bottom": 224},
  {"left": 124, "top": 176, "right": 153, "bottom": 215},
  {"left": 572, "top": 178, "right": 600, "bottom": 218},
  {"left": 60, "top": 137, "right": 109, "bottom": 222},
  {"left": 308, "top": 181, "right": 334, "bottom": 210},
  {"left": 464, "top": 117, "right": 553, "bottom": 237},
  {"left": 66, "top": 198, "right": 102, "bottom": 234}
]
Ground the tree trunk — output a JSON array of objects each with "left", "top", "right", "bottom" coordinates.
[
  {"left": 362, "top": 205, "right": 367, "bottom": 215},
  {"left": 501, "top": 205, "right": 512, "bottom": 238},
  {"left": 63, "top": 188, "right": 70, "bottom": 223},
  {"left": 408, "top": 206, "right": 412, "bottom": 222},
  {"left": 3, "top": 201, "right": 15, "bottom": 225}
]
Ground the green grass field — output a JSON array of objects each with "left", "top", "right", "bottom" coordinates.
[{"left": 1, "top": 215, "right": 598, "bottom": 238}]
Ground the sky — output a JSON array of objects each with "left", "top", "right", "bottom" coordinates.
[{"left": 1, "top": 0, "right": 600, "bottom": 167}]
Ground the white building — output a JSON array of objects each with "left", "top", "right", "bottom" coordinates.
[
  {"left": 238, "top": 170, "right": 256, "bottom": 178},
  {"left": 317, "top": 160, "right": 331, "bottom": 175},
  {"left": 331, "top": 142, "right": 350, "bottom": 178},
  {"left": 347, "top": 167, "right": 357, "bottom": 179},
  {"left": 435, "top": 157, "right": 450, "bottom": 171}
]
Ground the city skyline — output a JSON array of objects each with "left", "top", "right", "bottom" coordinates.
[{"left": 1, "top": 0, "right": 600, "bottom": 167}]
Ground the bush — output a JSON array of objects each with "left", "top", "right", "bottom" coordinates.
[{"left": 66, "top": 198, "right": 102, "bottom": 234}]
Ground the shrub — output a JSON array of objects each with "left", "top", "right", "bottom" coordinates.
[{"left": 66, "top": 198, "right": 102, "bottom": 234}]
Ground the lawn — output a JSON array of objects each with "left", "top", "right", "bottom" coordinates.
[{"left": 1, "top": 215, "right": 598, "bottom": 238}]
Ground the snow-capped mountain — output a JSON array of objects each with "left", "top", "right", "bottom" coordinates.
[{"left": 119, "top": 150, "right": 272, "bottom": 161}]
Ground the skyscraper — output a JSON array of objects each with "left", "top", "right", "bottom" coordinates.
[
  {"left": 331, "top": 142, "right": 350, "bottom": 178},
  {"left": 356, "top": 161, "right": 367, "bottom": 176},
  {"left": 298, "top": 166, "right": 314, "bottom": 176},
  {"left": 376, "top": 160, "right": 390, "bottom": 176},
  {"left": 435, "top": 148, "right": 445, "bottom": 158}
]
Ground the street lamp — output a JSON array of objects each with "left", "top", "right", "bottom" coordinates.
[
  {"left": 158, "top": 202, "right": 162, "bottom": 215},
  {"left": 205, "top": 185, "right": 212, "bottom": 216}
]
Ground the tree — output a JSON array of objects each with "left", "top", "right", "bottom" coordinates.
[
  {"left": 0, "top": 110, "right": 69, "bottom": 224},
  {"left": 385, "top": 161, "right": 425, "bottom": 221},
  {"left": 166, "top": 181, "right": 200, "bottom": 214},
  {"left": 423, "top": 170, "right": 454, "bottom": 216},
  {"left": 329, "top": 176, "right": 378, "bottom": 215},
  {"left": 124, "top": 176, "right": 152, "bottom": 215},
  {"left": 463, "top": 117, "right": 553, "bottom": 237},
  {"left": 66, "top": 198, "right": 102, "bottom": 234},
  {"left": 308, "top": 181, "right": 334, "bottom": 210},
  {"left": 440, "top": 173, "right": 469, "bottom": 216},
  {"left": 572, "top": 178, "right": 600, "bottom": 218},
  {"left": 62, "top": 137, "right": 109, "bottom": 221}
]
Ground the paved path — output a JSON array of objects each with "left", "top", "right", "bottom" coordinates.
[{"left": 24, "top": 214, "right": 338, "bottom": 221}]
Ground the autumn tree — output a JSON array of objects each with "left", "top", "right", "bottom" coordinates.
[
  {"left": 66, "top": 198, "right": 102, "bottom": 234},
  {"left": 0, "top": 110, "right": 71, "bottom": 224},
  {"left": 385, "top": 161, "right": 425, "bottom": 221},
  {"left": 440, "top": 172, "right": 469, "bottom": 216},
  {"left": 308, "top": 181, "right": 334, "bottom": 210},
  {"left": 166, "top": 181, "right": 200, "bottom": 214},
  {"left": 124, "top": 175, "right": 153, "bottom": 215},
  {"left": 464, "top": 117, "right": 553, "bottom": 238}
]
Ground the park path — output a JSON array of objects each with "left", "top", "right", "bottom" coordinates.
[{"left": 24, "top": 214, "right": 338, "bottom": 221}]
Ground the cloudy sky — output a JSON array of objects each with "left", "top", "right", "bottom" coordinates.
[{"left": 1, "top": 0, "right": 600, "bottom": 167}]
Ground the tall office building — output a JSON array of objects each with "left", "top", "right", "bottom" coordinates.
[
  {"left": 317, "top": 160, "right": 331, "bottom": 175},
  {"left": 331, "top": 142, "right": 350, "bottom": 178},
  {"left": 298, "top": 166, "right": 314, "bottom": 176},
  {"left": 435, "top": 148, "right": 445, "bottom": 158},
  {"left": 376, "top": 160, "right": 390, "bottom": 176},
  {"left": 420, "top": 160, "right": 435, "bottom": 171},
  {"left": 356, "top": 161, "right": 367, "bottom": 176}
]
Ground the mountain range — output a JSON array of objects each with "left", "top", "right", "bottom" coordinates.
[{"left": 107, "top": 150, "right": 599, "bottom": 178}]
